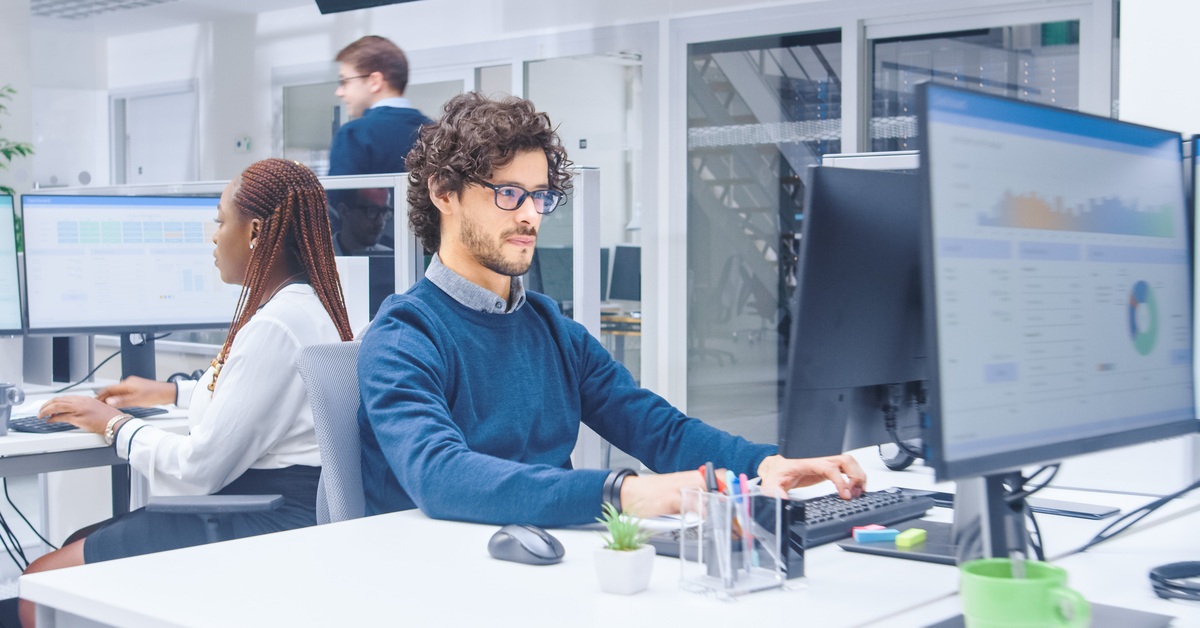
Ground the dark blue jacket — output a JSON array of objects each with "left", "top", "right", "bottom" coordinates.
[
  {"left": 328, "top": 106, "right": 430, "bottom": 176},
  {"left": 357, "top": 279, "right": 778, "bottom": 527}
]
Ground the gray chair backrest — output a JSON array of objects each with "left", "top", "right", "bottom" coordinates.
[{"left": 297, "top": 341, "right": 363, "bottom": 524}]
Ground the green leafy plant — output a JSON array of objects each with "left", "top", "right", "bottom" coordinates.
[
  {"left": 0, "top": 85, "right": 33, "bottom": 199},
  {"left": 596, "top": 502, "right": 653, "bottom": 551}
]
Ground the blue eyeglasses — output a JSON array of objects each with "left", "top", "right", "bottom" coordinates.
[{"left": 479, "top": 182, "right": 565, "bottom": 215}]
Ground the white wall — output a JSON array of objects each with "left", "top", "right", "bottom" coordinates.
[
  {"left": 0, "top": 0, "right": 34, "bottom": 196},
  {"left": 1119, "top": 0, "right": 1198, "bottom": 134}
]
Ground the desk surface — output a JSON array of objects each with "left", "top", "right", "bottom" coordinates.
[
  {"left": 2, "top": 395, "right": 187, "bottom": 459},
  {"left": 21, "top": 450, "right": 1197, "bottom": 628}
]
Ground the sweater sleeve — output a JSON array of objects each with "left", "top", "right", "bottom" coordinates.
[
  {"left": 576, "top": 329, "right": 777, "bottom": 478},
  {"left": 359, "top": 303, "right": 610, "bottom": 527}
]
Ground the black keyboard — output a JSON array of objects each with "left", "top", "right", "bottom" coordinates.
[
  {"left": 8, "top": 407, "right": 169, "bottom": 434},
  {"left": 9, "top": 415, "right": 78, "bottom": 433},
  {"left": 120, "top": 406, "right": 169, "bottom": 419},
  {"left": 799, "top": 487, "right": 935, "bottom": 548}
]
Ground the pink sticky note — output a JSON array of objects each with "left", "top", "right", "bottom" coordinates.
[{"left": 853, "top": 524, "right": 886, "bottom": 532}]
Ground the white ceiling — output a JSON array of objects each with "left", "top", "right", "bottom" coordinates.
[{"left": 31, "top": 0, "right": 315, "bottom": 36}]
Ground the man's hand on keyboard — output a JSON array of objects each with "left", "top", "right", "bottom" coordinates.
[
  {"left": 757, "top": 454, "right": 866, "bottom": 500},
  {"left": 619, "top": 471, "right": 709, "bottom": 519}
]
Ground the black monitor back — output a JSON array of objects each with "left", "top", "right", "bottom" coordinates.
[
  {"left": 609, "top": 245, "right": 641, "bottom": 301},
  {"left": 779, "top": 166, "right": 926, "bottom": 458},
  {"left": 600, "top": 247, "right": 611, "bottom": 302}
]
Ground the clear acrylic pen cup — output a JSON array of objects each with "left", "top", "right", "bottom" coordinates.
[{"left": 679, "top": 486, "right": 786, "bottom": 599}]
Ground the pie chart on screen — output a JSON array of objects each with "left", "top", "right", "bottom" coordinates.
[{"left": 1128, "top": 280, "right": 1158, "bottom": 356}]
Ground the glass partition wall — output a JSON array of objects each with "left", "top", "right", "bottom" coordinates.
[
  {"left": 871, "top": 21, "right": 1081, "bottom": 152},
  {"left": 685, "top": 31, "right": 842, "bottom": 446}
]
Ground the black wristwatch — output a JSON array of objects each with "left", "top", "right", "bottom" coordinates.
[{"left": 602, "top": 468, "right": 638, "bottom": 513}]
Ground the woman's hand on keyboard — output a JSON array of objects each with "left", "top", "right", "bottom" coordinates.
[
  {"left": 757, "top": 454, "right": 867, "bottom": 500},
  {"left": 95, "top": 376, "right": 176, "bottom": 408},
  {"left": 37, "top": 396, "right": 124, "bottom": 435}
]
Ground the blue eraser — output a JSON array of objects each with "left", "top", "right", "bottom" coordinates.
[{"left": 853, "top": 528, "right": 900, "bottom": 543}]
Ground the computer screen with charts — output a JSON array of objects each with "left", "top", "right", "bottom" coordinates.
[
  {"left": 0, "top": 195, "right": 20, "bottom": 334},
  {"left": 22, "top": 195, "right": 238, "bottom": 334},
  {"left": 919, "top": 84, "right": 1198, "bottom": 481}
]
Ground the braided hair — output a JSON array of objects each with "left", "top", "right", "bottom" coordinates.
[{"left": 213, "top": 159, "right": 353, "bottom": 385}]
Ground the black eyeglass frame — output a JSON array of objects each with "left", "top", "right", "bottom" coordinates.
[
  {"left": 337, "top": 74, "right": 371, "bottom": 87},
  {"left": 479, "top": 182, "right": 565, "bottom": 215}
]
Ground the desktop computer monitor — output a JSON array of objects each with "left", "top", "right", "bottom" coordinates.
[
  {"left": 779, "top": 167, "right": 925, "bottom": 459},
  {"left": 22, "top": 194, "right": 236, "bottom": 378},
  {"left": 608, "top": 245, "right": 640, "bottom": 302},
  {"left": 600, "top": 246, "right": 610, "bottom": 303},
  {"left": 0, "top": 195, "right": 21, "bottom": 335},
  {"left": 525, "top": 247, "right": 573, "bottom": 315},
  {"left": 915, "top": 83, "right": 1197, "bottom": 560}
]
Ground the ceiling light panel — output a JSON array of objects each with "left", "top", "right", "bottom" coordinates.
[{"left": 31, "top": 0, "right": 179, "bottom": 20}]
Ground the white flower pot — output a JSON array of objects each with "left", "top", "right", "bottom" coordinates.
[{"left": 594, "top": 545, "right": 656, "bottom": 595}]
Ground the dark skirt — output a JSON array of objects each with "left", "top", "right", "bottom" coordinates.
[{"left": 82, "top": 465, "right": 321, "bottom": 564}]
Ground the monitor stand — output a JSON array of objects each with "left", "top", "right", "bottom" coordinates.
[
  {"left": 840, "top": 472, "right": 1030, "bottom": 565},
  {"left": 119, "top": 332, "right": 157, "bottom": 380}
]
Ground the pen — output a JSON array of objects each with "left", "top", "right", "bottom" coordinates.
[
  {"left": 725, "top": 470, "right": 736, "bottom": 496},
  {"left": 704, "top": 461, "right": 717, "bottom": 493},
  {"left": 740, "top": 473, "right": 754, "bottom": 571}
]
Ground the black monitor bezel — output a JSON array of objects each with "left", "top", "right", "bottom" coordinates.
[
  {"left": 0, "top": 193, "right": 21, "bottom": 336},
  {"left": 917, "top": 82, "right": 1199, "bottom": 481},
  {"left": 21, "top": 193, "right": 233, "bottom": 336}
]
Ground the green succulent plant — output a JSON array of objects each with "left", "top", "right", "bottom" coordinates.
[{"left": 596, "top": 502, "right": 653, "bottom": 551}]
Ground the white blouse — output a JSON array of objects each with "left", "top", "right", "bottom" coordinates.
[{"left": 114, "top": 284, "right": 346, "bottom": 496}]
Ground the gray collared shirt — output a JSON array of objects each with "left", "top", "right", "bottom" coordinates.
[
  {"left": 425, "top": 253, "right": 527, "bottom": 314},
  {"left": 369, "top": 97, "right": 414, "bottom": 110}
]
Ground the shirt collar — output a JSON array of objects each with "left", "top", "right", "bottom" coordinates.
[
  {"left": 425, "top": 253, "right": 527, "bottom": 315},
  {"left": 369, "top": 97, "right": 413, "bottom": 110}
]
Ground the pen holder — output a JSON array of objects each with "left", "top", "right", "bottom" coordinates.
[{"left": 678, "top": 487, "right": 787, "bottom": 599}]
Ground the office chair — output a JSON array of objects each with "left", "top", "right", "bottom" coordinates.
[{"left": 297, "top": 341, "right": 365, "bottom": 524}]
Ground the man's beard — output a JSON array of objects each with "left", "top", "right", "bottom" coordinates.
[{"left": 460, "top": 211, "right": 536, "bottom": 277}]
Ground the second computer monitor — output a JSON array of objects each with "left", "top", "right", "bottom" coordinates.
[
  {"left": 779, "top": 167, "right": 926, "bottom": 458},
  {"left": 22, "top": 195, "right": 237, "bottom": 334},
  {"left": 0, "top": 195, "right": 20, "bottom": 335},
  {"left": 920, "top": 83, "right": 1198, "bottom": 481}
]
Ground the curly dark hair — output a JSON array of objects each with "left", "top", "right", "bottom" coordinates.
[{"left": 405, "top": 92, "right": 573, "bottom": 252}]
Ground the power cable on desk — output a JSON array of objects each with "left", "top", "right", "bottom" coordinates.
[
  {"left": 1081, "top": 477, "right": 1200, "bottom": 552},
  {"left": 53, "top": 333, "right": 172, "bottom": 394}
]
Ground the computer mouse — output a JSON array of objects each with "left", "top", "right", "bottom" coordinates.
[{"left": 487, "top": 524, "right": 565, "bottom": 565}]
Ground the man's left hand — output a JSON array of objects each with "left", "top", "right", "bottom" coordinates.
[
  {"left": 757, "top": 453, "right": 866, "bottom": 500},
  {"left": 37, "top": 396, "right": 124, "bottom": 435}
]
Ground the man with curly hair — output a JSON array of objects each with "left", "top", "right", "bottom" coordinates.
[{"left": 358, "top": 93, "right": 866, "bottom": 526}]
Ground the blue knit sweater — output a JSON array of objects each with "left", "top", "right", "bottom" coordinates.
[
  {"left": 358, "top": 279, "right": 778, "bottom": 526},
  {"left": 328, "top": 106, "right": 429, "bottom": 176}
]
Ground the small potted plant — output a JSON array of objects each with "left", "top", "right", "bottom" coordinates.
[{"left": 594, "top": 502, "right": 656, "bottom": 595}]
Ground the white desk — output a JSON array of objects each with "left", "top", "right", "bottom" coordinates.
[
  {"left": 3, "top": 394, "right": 188, "bottom": 515},
  {"left": 21, "top": 450, "right": 1194, "bottom": 628}
]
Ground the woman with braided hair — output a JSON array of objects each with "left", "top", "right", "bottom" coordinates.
[{"left": 19, "top": 159, "right": 352, "bottom": 626}]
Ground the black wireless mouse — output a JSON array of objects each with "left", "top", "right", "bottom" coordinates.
[{"left": 487, "top": 524, "right": 565, "bottom": 565}]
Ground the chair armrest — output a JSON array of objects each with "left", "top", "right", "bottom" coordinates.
[{"left": 146, "top": 495, "right": 284, "bottom": 515}]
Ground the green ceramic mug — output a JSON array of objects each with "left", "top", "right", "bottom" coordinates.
[{"left": 960, "top": 558, "right": 1091, "bottom": 628}]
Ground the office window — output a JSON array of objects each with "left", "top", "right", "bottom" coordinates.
[
  {"left": 686, "top": 30, "right": 841, "bottom": 446},
  {"left": 871, "top": 21, "right": 1081, "bottom": 151}
]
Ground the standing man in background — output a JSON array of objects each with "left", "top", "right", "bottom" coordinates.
[{"left": 330, "top": 36, "right": 430, "bottom": 176}]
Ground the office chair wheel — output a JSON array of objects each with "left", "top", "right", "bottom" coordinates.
[{"left": 878, "top": 443, "right": 916, "bottom": 471}]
